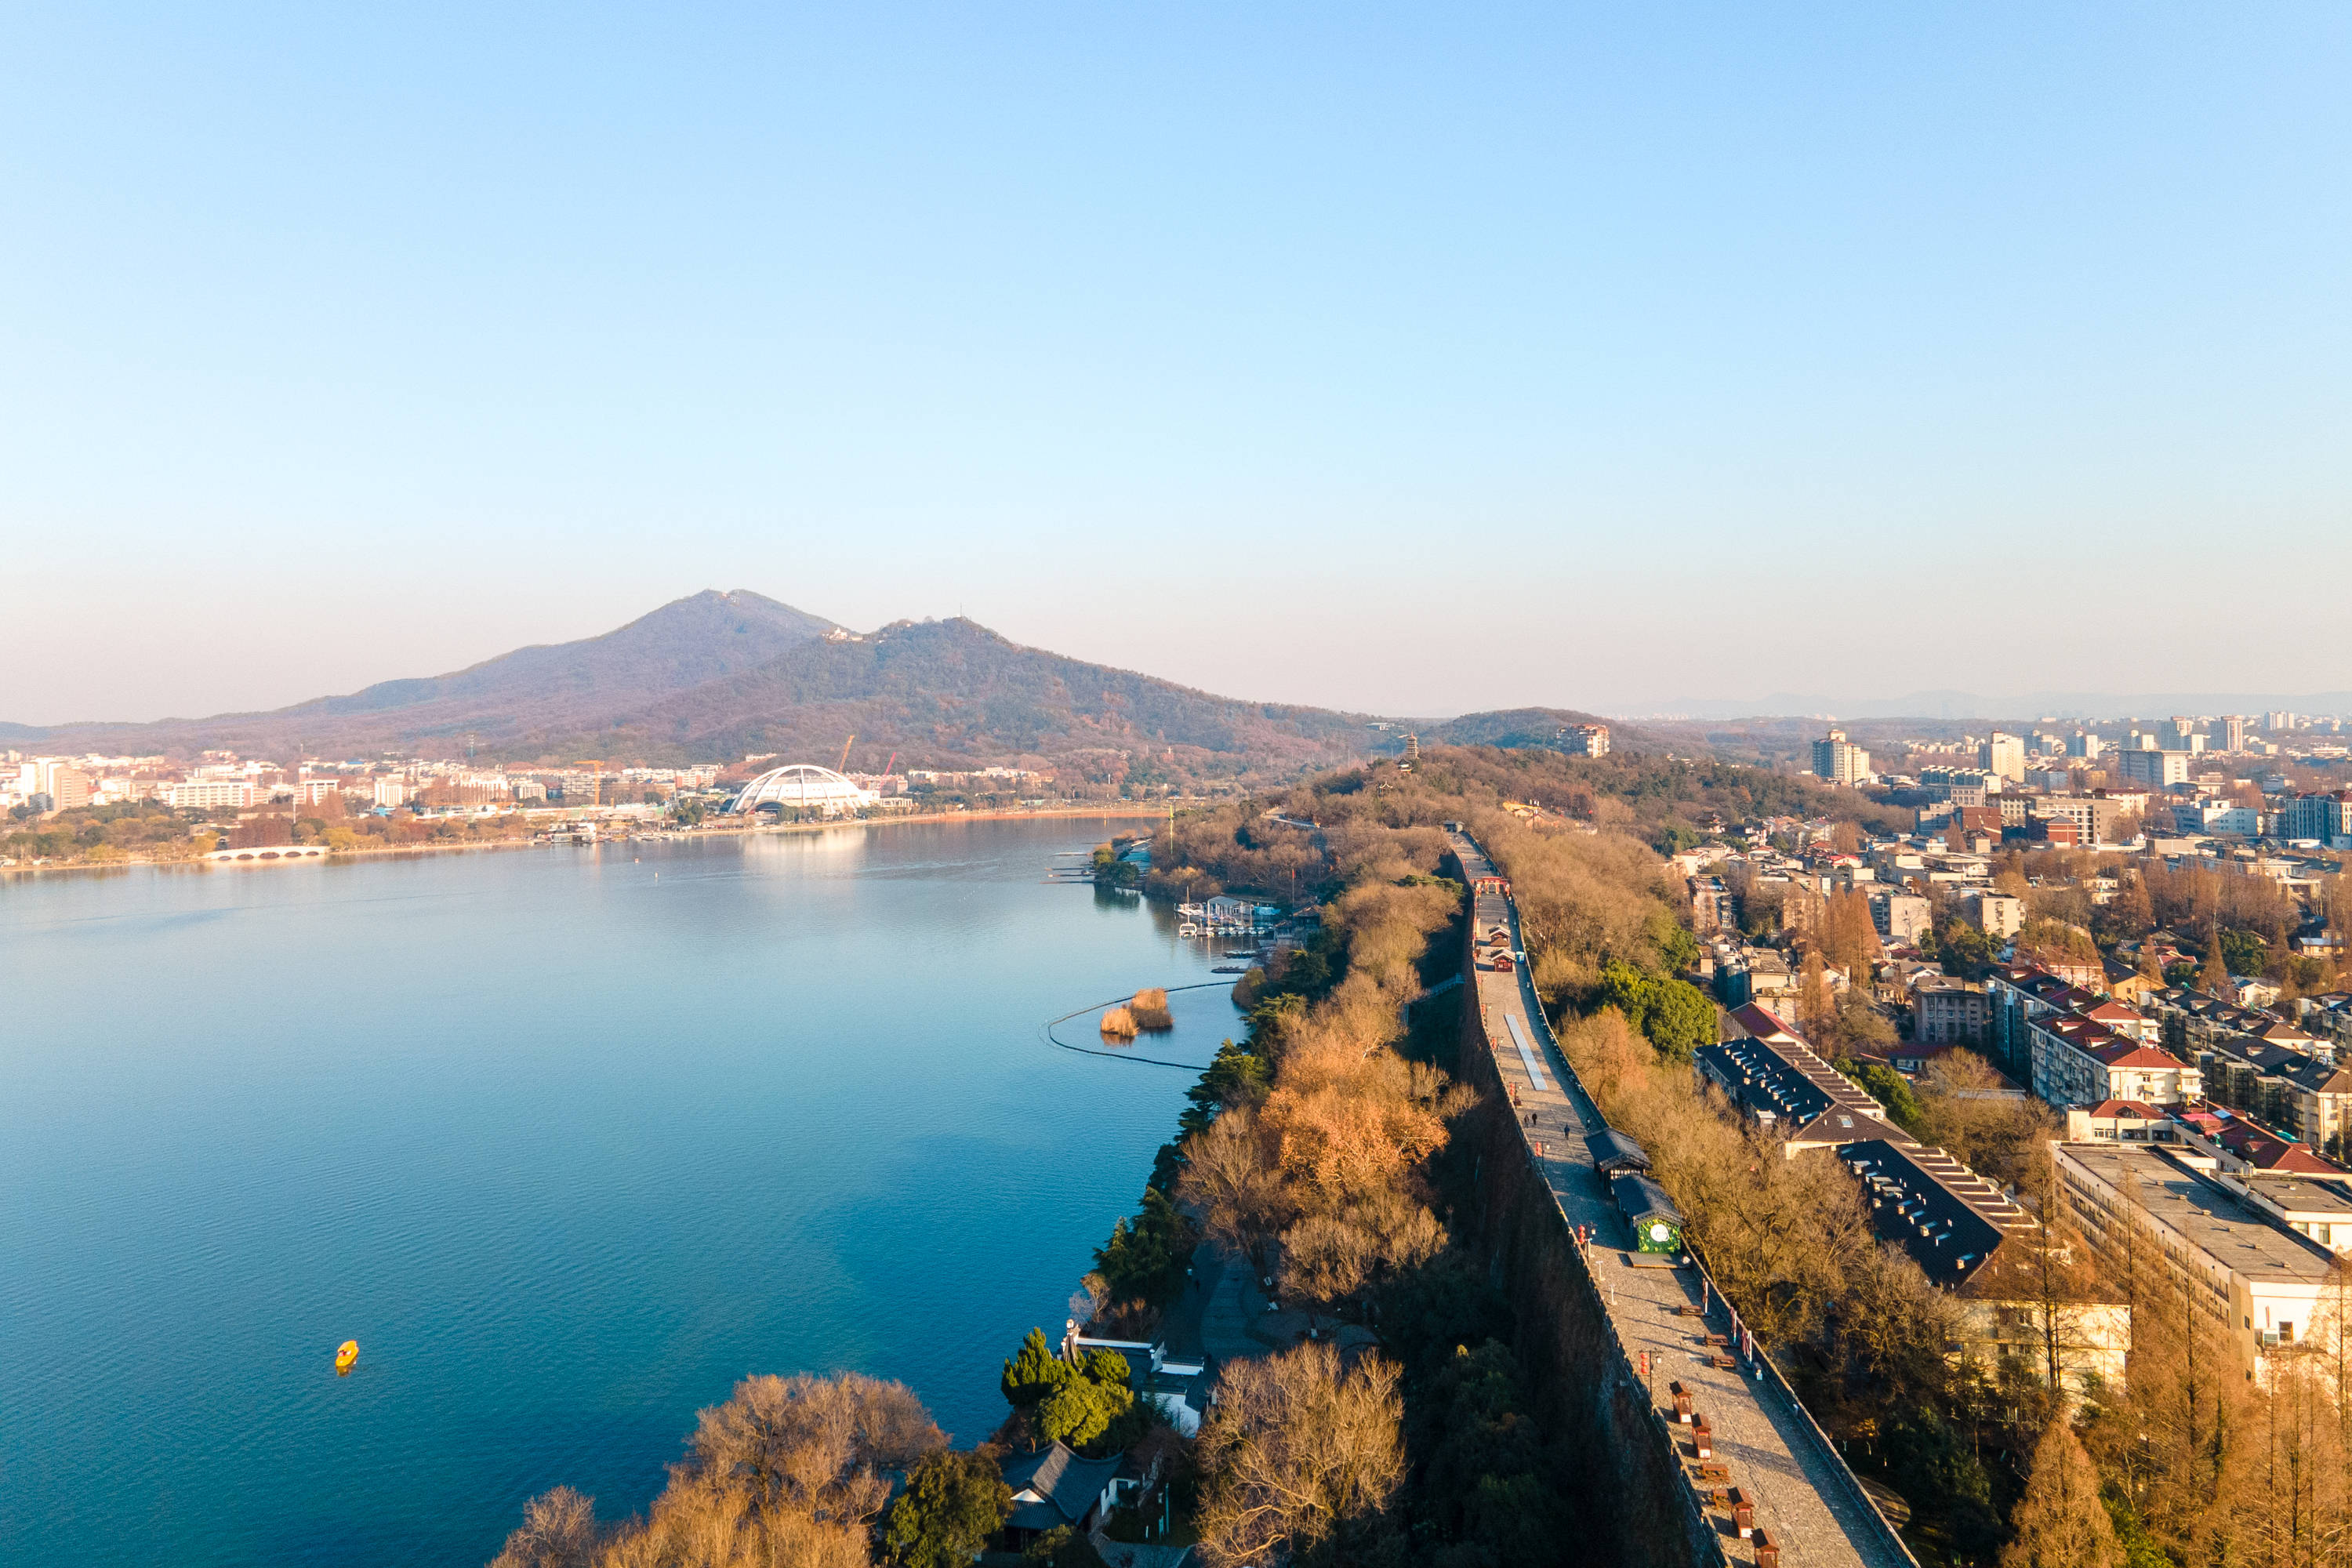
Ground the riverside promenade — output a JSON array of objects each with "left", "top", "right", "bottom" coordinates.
[{"left": 1446, "top": 828, "right": 1915, "bottom": 1568}]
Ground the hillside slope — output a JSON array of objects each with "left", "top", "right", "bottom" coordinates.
[
  {"left": 534, "top": 618, "right": 1388, "bottom": 779},
  {"left": 1421, "top": 706, "right": 1626, "bottom": 749},
  {"left": 19, "top": 590, "right": 838, "bottom": 757},
  {"left": 13, "top": 604, "right": 1394, "bottom": 780}
]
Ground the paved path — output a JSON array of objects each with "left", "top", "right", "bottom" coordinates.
[
  {"left": 1192, "top": 1245, "right": 1272, "bottom": 1367},
  {"left": 1450, "top": 830, "right": 1915, "bottom": 1568}
]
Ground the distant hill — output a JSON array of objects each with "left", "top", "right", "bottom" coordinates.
[
  {"left": 1639, "top": 688, "right": 2352, "bottom": 721},
  {"left": 12, "top": 597, "right": 1393, "bottom": 779},
  {"left": 14, "top": 590, "right": 838, "bottom": 760},
  {"left": 1421, "top": 707, "right": 1633, "bottom": 750},
  {"left": 506, "top": 617, "right": 1388, "bottom": 778},
  {"left": 13, "top": 595, "right": 1701, "bottom": 779},
  {"left": 299, "top": 589, "right": 839, "bottom": 721}
]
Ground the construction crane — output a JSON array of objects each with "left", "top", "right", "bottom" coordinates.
[
  {"left": 574, "top": 760, "right": 605, "bottom": 811},
  {"left": 837, "top": 735, "right": 855, "bottom": 775}
]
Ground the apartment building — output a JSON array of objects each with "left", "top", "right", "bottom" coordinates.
[
  {"left": 165, "top": 779, "right": 256, "bottom": 809},
  {"left": 1990, "top": 966, "right": 2198, "bottom": 1106},
  {"left": 2281, "top": 791, "right": 2352, "bottom": 846},
  {"left": 1958, "top": 890, "right": 2024, "bottom": 938},
  {"left": 2118, "top": 750, "right": 2191, "bottom": 787},
  {"left": 1911, "top": 975, "right": 1987, "bottom": 1045},
  {"left": 1812, "top": 728, "right": 1872, "bottom": 786},
  {"left": 2032, "top": 793, "right": 2128, "bottom": 845},
  {"left": 2030, "top": 1014, "right": 2201, "bottom": 1109},
  {"left": 2056, "top": 1142, "right": 2336, "bottom": 1379},
  {"left": 2197, "top": 1036, "right": 2352, "bottom": 1158},
  {"left": 1979, "top": 731, "right": 2027, "bottom": 783},
  {"left": 1869, "top": 891, "right": 1932, "bottom": 946}
]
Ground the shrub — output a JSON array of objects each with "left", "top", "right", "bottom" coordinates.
[
  {"left": 1100, "top": 1007, "right": 1138, "bottom": 1039},
  {"left": 1130, "top": 988, "right": 1174, "bottom": 1030}
]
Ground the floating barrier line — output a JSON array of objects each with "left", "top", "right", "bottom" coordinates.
[{"left": 1040, "top": 980, "right": 1237, "bottom": 1069}]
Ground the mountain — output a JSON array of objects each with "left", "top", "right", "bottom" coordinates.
[
  {"left": 11, "top": 598, "right": 1392, "bottom": 779},
  {"left": 18, "top": 590, "right": 840, "bottom": 759},
  {"left": 514, "top": 617, "right": 1388, "bottom": 778},
  {"left": 298, "top": 589, "right": 839, "bottom": 721}
]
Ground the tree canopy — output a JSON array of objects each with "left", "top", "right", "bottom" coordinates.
[{"left": 883, "top": 1451, "right": 1012, "bottom": 1568}]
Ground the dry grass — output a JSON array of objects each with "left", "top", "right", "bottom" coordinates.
[
  {"left": 1129, "top": 988, "right": 1174, "bottom": 1030},
  {"left": 1100, "top": 1006, "right": 1139, "bottom": 1039}
]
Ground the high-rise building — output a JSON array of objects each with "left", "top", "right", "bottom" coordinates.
[
  {"left": 2158, "top": 717, "right": 2206, "bottom": 754},
  {"left": 1979, "top": 731, "right": 2027, "bottom": 782},
  {"left": 2281, "top": 792, "right": 2352, "bottom": 844},
  {"left": 1813, "top": 729, "right": 1872, "bottom": 786},
  {"left": 1558, "top": 724, "right": 1610, "bottom": 757},
  {"left": 2267, "top": 711, "right": 2297, "bottom": 731},
  {"left": 35, "top": 764, "right": 92, "bottom": 813},
  {"left": 2067, "top": 731, "right": 2104, "bottom": 760},
  {"left": 2117, "top": 750, "right": 2190, "bottom": 787},
  {"left": 2224, "top": 715, "right": 2249, "bottom": 753}
]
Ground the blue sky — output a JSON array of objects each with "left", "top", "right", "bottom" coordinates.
[{"left": 3, "top": 5, "right": 2347, "bottom": 723}]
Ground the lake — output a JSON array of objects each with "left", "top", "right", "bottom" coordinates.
[{"left": 0, "top": 818, "right": 1238, "bottom": 1566}]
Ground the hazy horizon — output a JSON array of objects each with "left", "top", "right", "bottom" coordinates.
[
  {"left": 5, "top": 6, "right": 2347, "bottom": 724},
  {"left": 12, "top": 586, "right": 2352, "bottom": 734}
]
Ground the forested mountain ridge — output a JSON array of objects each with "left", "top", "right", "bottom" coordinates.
[
  {"left": 539, "top": 617, "right": 1390, "bottom": 779},
  {"left": 10, "top": 598, "right": 1396, "bottom": 779},
  {"left": 1421, "top": 706, "right": 1619, "bottom": 748},
  {"left": 13, "top": 592, "right": 1679, "bottom": 782},
  {"left": 12, "top": 590, "right": 839, "bottom": 758}
]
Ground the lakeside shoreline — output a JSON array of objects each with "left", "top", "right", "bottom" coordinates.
[{"left": 0, "top": 804, "right": 1174, "bottom": 882}]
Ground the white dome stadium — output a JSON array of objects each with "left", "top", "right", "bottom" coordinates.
[{"left": 730, "top": 764, "right": 880, "bottom": 815}]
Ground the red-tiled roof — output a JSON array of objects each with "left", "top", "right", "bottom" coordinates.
[
  {"left": 2217, "top": 1123, "right": 2348, "bottom": 1174},
  {"left": 2091, "top": 1042, "right": 2190, "bottom": 1069},
  {"left": 1728, "top": 1001, "right": 1801, "bottom": 1043},
  {"left": 2086, "top": 1099, "right": 2165, "bottom": 1119}
]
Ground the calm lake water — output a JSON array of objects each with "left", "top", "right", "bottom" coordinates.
[{"left": 0, "top": 819, "right": 1236, "bottom": 1567}]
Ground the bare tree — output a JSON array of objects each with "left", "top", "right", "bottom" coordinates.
[
  {"left": 688, "top": 1371, "right": 942, "bottom": 1530},
  {"left": 1279, "top": 1189, "right": 1446, "bottom": 1307},
  {"left": 490, "top": 1487, "right": 597, "bottom": 1568},
  {"left": 489, "top": 1373, "right": 944, "bottom": 1568},
  {"left": 1194, "top": 1341, "right": 1405, "bottom": 1568},
  {"left": 1178, "top": 1105, "right": 1286, "bottom": 1269}
]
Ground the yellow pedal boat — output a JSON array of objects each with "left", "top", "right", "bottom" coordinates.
[{"left": 335, "top": 1340, "right": 359, "bottom": 1374}]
